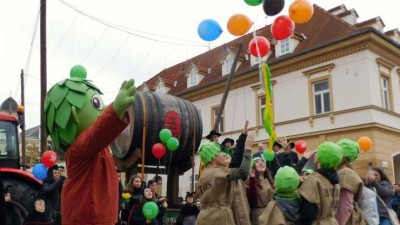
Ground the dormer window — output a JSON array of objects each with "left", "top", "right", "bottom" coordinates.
[
  {"left": 156, "top": 84, "right": 165, "bottom": 93},
  {"left": 190, "top": 72, "right": 198, "bottom": 86},
  {"left": 223, "top": 57, "right": 234, "bottom": 75},
  {"left": 280, "top": 39, "right": 290, "bottom": 55}
]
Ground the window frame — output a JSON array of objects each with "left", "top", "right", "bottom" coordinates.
[
  {"left": 211, "top": 105, "right": 224, "bottom": 133},
  {"left": 280, "top": 38, "right": 290, "bottom": 55},
  {"left": 256, "top": 94, "right": 266, "bottom": 126},
  {"left": 380, "top": 73, "right": 393, "bottom": 110},
  {"left": 308, "top": 75, "right": 333, "bottom": 116}
]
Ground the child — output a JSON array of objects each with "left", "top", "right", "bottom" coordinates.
[
  {"left": 259, "top": 166, "right": 301, "bottom": 225},
  {"left": 195, "top": 131, "right": 255, "bottom": 225},
  {"left": 298, "top": 141, "right": 343, "bottom": 225},
  {"left": 177, "top": 192, "right": 200, "bottom": 225},
  {"left": 23, "top": 199, "right": 50, "bottom": 225}
]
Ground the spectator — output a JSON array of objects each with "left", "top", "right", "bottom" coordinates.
[
  {"left": 391, "top": 183, "right": 400, "bottom": 221},
  {"left": 206, "top": 130, "right": 221, "bottom": 143},
  {"left": 221, "top": 138, "right": 235, "bottom": 157},
  {"left": 23, "top": 199, "right": 50, "bottom": 225},
  {"left": 121, "top": 175, "right": 144, "bottom": 224},
  {"left": 177, "top": 192, "right": 200, "bottom": 225},
  {"left": 128, "top": 187, "right": 166, "bottom": 225},
  {"left": 4, "top": 190, "right": 22, "bottom": 225},
  {"left": 253, "top": 142, "right": 280, "bottom": 178},
  {"left": 276, "top": 137, "right": 310, "bottom": 175}
]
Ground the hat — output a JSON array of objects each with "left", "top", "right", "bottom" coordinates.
[
  {"left": 288, "top": 141, "right": 295, "bottom": 149},
  {"left": 316, "top": 142, "right": 343, "bottom": 169},
  {"left": 274, "top": 166, "right": 300, "bottom": 197},
  {"left": 206, "top": 130, "right": 221, "bottom": 140},
  {"left": 199, "top": 142, "right": 221, "bottom": 165},
  {"left": 251, "top": 157, "right": 265, "bottom": 168},
  {"left": 222, "top": 138, "right": 235, "bottom": 146},
  {"left": 185, "top": 192, "right": 195, "bottom": 200},
  {"left": 336, "top": 139, "right": 359, "bottom": 162},
  {"left": 273, "top": 141, "right": 282, "bottom": 149}
]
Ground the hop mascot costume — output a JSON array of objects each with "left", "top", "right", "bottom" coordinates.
[{"left": 44, "top": 65, "right": 136, "bottom": 225}]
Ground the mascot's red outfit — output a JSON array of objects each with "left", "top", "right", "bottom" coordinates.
[{"left": 61, "top": 105, "right": 130, "bottom": 225}]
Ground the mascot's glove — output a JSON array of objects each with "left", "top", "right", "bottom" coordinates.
[{"left": 113, "top": 79, "right": 136, "bottom": 118}]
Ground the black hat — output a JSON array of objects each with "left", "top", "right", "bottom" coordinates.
[
  {"left": 288, "top": 141, "right": 295, "bottom": 149},
  {"left": 185, "top": 192, "right": 195, "bottom": 199},
  {"left": 206, "top": 130, "right": 221, "bottom": 139},
  {"left": 273, "top": 141, "right": 282, "bottom": 149},
  {"left": 222, "top": 138, "right": 235, "bottom": 146}
]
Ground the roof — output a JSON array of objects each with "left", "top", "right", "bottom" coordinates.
[{"left": 139, "top": 4, "right": 395, "bottom": 96}]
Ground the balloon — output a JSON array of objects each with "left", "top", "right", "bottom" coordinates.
[
  {"left": 227, "top": 14, "right": 253, "bottom": 36},
  {"left": 263, "top": 150, "right": 275, "bottom": 161},
  {"left": 142, "top": 202, "right": 159, "bottom": 219},
  {"left": 70, "top": 65, "right": 87, "bottom": 79},
  {"left": 358, "top": 136, "right": 372, "bottom": 152},
  {"left": 263, "top": 0, "right": 285, "bottom": 16},
  {"left": 32, "top": 164, "right": 48, "bottom": 180},
  {"left": 159, "top": 128, "right": 172, "bottom": 144},
  {"left": 152, "top": 143, "right": 166, "bottom": 159},
  {"left": 198, "top": 19, "right": 222, "bottom": 42},
  {"left": 271, "top": 15, "right": 295, "bottom": 40},
  {"left": 167, "top": 137, "right": 179, "bottom": 151},
  {"left": 41, "top": 150, "right": 58, "bottom": 168},
  {"left": 295, "top": 140, "right": 307, "bottom": 154},
  {"left": 249, "top": 36, "right": 270, "bottom": 57},
  {"left": 289, "top": 0, "right": 314, "bottom": 24},
  {"left": 244, "top": 0, "right": 263, "bottom": 6}
]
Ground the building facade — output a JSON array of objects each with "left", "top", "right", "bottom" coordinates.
[{"left": 139, "top": 4, "right": 400, "bottom": 197}]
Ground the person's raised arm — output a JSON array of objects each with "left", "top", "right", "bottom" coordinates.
[{"left": 229, "top": 131, "right": 256, "bottom": 181}]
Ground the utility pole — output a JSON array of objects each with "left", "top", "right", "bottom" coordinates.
[
  {"left": 20, "top": 70, "right": 26, "bottom": 168},
  {"left": 213, "top": 43, "right": 242, "bottom": 132},
  {"left": 40, "top": 0, "right": 47, "bottom": 153}
]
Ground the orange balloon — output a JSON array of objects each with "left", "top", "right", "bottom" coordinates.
[
  {"left": 358, "top": 136, "right": 372, "bottom": 152},
  {"left": 227, "top": 14, "right": 253, "bottom": 36},
  {"left": 289, "top": 0, "right": 314, "bottom": 24}
]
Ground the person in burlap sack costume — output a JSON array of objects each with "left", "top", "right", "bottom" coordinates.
[
  {"left": 246, "top": 156, "right": 274, "bottom": 225},
  {"left": 298, "top": 141, "right": 343, "bottom": 225},
  {"left": 259, "top": 166, "right": 301, "bottom": 225},
  {"left": 195, "top": 131, "right": 255, "bottom": 225},
  {"left": 335, "top": 139, "right": 367, "bottom": 225}
]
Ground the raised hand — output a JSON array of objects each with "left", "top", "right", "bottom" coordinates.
[
  {"left": 113, "top": 79, "right": 136, "bottom": 118},
  {"left": 245, "top": 131, "right": 257, "bottom": 150}
]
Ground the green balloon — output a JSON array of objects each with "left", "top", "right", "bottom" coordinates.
[
  {"left": 244, "top": 0, "right": 264, "bottom": 6},
  {"left": 70, "top": 65, "right": 87, "bottom": 79},
  {"left": 159, "top": 129, "right": 172, "bottom": 144},
  {"left": 263, "top": 150, "right": 275, "bottom": 161},
  {"left": 142, "top": 202, "right": 159, "bottom": 220},
  {"left": 167, "top": 137, "right": 179, "bottom": 151}
]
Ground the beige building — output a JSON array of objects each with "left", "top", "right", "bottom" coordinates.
[{"left": 139, "top": 4, "right": 400, "bottom": 197}]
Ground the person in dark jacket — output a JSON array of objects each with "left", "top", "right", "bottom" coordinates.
[
  {"left": 122, "top": 175, "right": 144, "bottom": 224},
  {"left": 39, "top": 164, "right": 65, "bottom": 225},
  {"left": 4, "top": 190, "right": 22, "bottom": 225},
  {"left": 366, "top": 167, "right": 393, "bottom": 225},
  {"left": 23, "top": 199, "right": 50, "bottom": 225},
  {"left": 177, "top": 192, "right": 200, "bottom": 225},
  {"left": 128, "top": 187, "right": 166, "bottom": 225}
]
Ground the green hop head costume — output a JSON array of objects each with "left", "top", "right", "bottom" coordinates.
[
  {"left": 336, "top": 139, "right": 360, "bottom": 162},
  {"left": 44, "top": 65, "right": 104, "bottom": 150},
  {"left": 274, "top": 166, "right": 300, "bottom": 199},
  {"left": 199, "top": 142, "right": 221, "bottom": 165},
  {"left": 316, "top": 141, "right": 344, "bottom": 169}
]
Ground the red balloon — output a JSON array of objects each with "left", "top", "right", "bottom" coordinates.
[
  {"left": 249, "top": 36, "right": 270, "bottom": 57},
  {"left": 271, "top": 15, "right": 295, "bottom": 40},
  {"left": 295, "top": 140, "right": 307, "bottom": 154},
  {"left": 152, "top": 143, "right": 166, "bottom": 159},
  {"left": 41, "top": 150, "right": 58, "bottom": 168}
]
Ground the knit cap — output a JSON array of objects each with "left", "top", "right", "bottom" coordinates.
[
  {"left": 199, "top": 142, "right": 221, "bottom": 165},
  {"left": 336, "top": 139, "right": 359, "bottom": 162},
  {"left": 274, "top": 166, "right": 300, "bottom": 198},
  {"left": 316, "top": 141, "right": 343, "bottom": 169}
]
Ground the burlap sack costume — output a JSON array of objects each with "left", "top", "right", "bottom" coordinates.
[
  {"left": 231, "top": 180, "right": 251, "bottom": 225},
  {"left": 298, "top": 141, "right": 343, "bottom": 225},
  {"left": 195, "top": 142, "right": 251, "bottom": 225},
  {"left": 336, "top": 139, "right": 367, "bottom": 225},
  {"left": 249, "top": 178, "right": 274, "bottom": 225}
]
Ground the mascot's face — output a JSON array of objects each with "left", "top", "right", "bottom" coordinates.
[{"left": 73, "top": 88, "right": 105, "bottom": 135}]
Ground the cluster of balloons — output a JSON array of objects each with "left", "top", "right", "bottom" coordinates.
[
  {"left": 32, "top": 150, "right": 58, "bottom": 180},
  {"left": 152, "top": 128, "right": 180, "bottom": 159}
]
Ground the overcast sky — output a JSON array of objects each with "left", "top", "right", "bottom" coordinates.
[{"left": 0, "top": 0, "right": 398, "bottom": 129}]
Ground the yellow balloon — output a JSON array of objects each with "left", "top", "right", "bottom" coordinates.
[
  {"left": 227, "top": 14, "right": 253, "bottom": 36},
  {"left": 289, "top": 0, "right": 314, "bottom": 24}
]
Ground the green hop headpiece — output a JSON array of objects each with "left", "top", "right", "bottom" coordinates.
[
  {"left": 251, "top": 157, "right": 263, "bottom": 168},
  {"left": 44, "top": 65, "right": 102, "bottom": 150},
  {"left": 316, "top": 141, "right": 344, "bottom": 169},
  {"left": 199, "top": 142, "right": 221, "bottom": 165},
  {"left": 274, "top": 166, "right": 300, "bottom": 197},
  {"left": 336, "top": 139, "right": 359, "bottom": 162}
]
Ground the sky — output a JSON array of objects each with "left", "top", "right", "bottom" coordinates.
[{"left": 0, "top": 0, "right": 398, "bottom": 129}]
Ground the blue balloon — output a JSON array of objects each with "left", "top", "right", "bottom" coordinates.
[
  {"left": 198, "top": 19, "right": 223, "bottom": 41},
  {"left": 32, "top": 163, "right": 48, "bottom": 180}
]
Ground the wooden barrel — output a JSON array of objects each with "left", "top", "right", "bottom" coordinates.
[{"left": 111, "top": 91, "right": 203, "bottom": 174}]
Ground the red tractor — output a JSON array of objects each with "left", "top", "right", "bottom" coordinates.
[{"left": 0, "top": 107, "right": 42, "bottom": 224}]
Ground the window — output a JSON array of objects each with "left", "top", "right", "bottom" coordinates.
[
  {"left": 258, "top": 95, "right": 266, "bottom": 125},
  {"left": 380, "top": 76, "right": 391, "bottom": 110},
  {"left": 313, "top": 79, "right": 330, "bottom": 114},
  {"left": 280, "top": 39, "right": 290, "bottom": 55},
  {"left": 212, "top": 106, "right": 224, "bottom": 132},
  {"left": 224, "top": 57, "right": 234, "bottom": 75},
  {"left": 157, "top": 85, "right": 165, "bottom": 93},
  {"left": 189, "top": 174, "right": 199, "bottom": 192},
  {"left": 0, "top": 121, "right": 18, "bottom": 158},
  {"left": 190, "top": 72, "right": 197, "bottom": 86}
]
